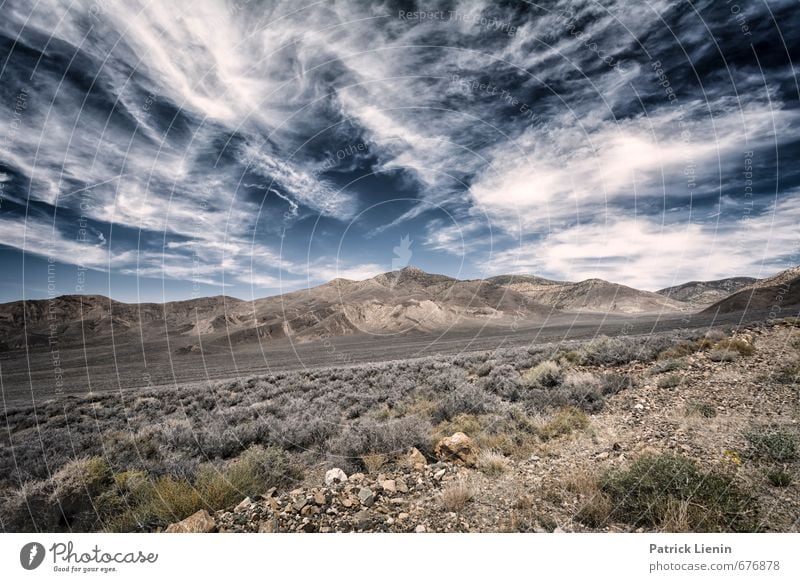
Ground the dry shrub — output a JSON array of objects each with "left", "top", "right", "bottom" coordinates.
[
  {"left": 537, "top": 407, "right": 589, "bottom": 441},
  {"left": 441, "top": 480, "right": 476, "bottom": 512},
  {"left": 361, "top": 452, "right": 387, "bottom": 474},
  {"left": 714, "top": 338, "right": 754, "bottom": 356},
  {"left": 476, "top": 450, "right": 510, "bottom": 475}
]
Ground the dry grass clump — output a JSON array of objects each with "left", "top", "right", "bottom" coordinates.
[
  {"left": 441, "top": 480, "right": 476, "bottom": 511},
  {"left": 476, "top": 450, "right": 510, "bottom": 475},
  {"left": 745, "top": 428, "right": 797, "bottom": 462},
  {"left": 537, "top": 406, "right": 589, "bottom": 441},
  {"left": 361, "top": 452, "right": 387, "bottom": 474},
  {"left": 523, "top": 360, "right": 562, "bottom": 388},
  {"left": 714, "top": 337, "right": 754, "bottom": 356}
]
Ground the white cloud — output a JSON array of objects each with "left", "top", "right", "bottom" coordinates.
[{"left": 487, "top": 195, "right": 800, "bottom": 290}]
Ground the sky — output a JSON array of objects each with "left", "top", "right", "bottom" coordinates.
[{"left": 0, "top": 0, "right": 798, "bottom": 303}]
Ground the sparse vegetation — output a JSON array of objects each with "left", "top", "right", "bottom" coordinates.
[
  {"left": 746, "top": 428, "right": 798, "bottom": 462},
  {"left": 523, "top": 360, "right": 562, "bottom": 388},
  {"left": 441, "top": 480, "right": 476, "bottom": 511},
  {"left": 714, "top": 337, "right": 754, "bottom": 356},
  {"left": 537, "top": 406, "right": 589, "bottom": 441},
  {"left": 767, "top": 470, "right": 792, "bottom": 487},
  {"left": 598, "top": 454, "right": 757, "bottom": 532},
  {"left": 477, "top": 450, "right": 510, "bottom": 475},
  {"left": 1, "top": 325, "right": 781, "bottom": 532},
  {"left": 685, "top": 401, "right": 717, "bottom": 418},
  {"left": 709, "top": 347, "right": 738, "bottom": 362},
  {"left": 657, "top": 374, "right": 682, "bottom": 389}
]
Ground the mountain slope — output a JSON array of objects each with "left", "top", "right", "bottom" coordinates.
[
  {"left": 702, "top": 267, "right": 800, "bottom": 315},
  {"left": 656, "top": 277, "right": 757, "bottom": 306},
  {"left": 496, "top": 277, "right": 688, "bottom": 314}
]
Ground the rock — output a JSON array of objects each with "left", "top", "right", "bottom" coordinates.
[
  {"left": 325, "top": 468, "right": 348, "bottom": 486},
  {"left": 407, "top": 448, "right": 427, "bottom": 470},
  {"left": 358, "top": 487, "right": 375, "bottom": 507},
  {"left": 434, "top": 469, "right": 446, "bottom": 481},
  {"left": 395, "top": 478, "right": 408, "bottom": 493},
  {"left": 314, "top": 491, "right": 328, "bottom": 506},
  {"left": 398, "top": 512, "right": 410, "bottom": 521},
  {"left": 434, "top": 432, "right": 478, "bottom": 467},
  {"left": 415, "top": 524, "right": 427, "bottom": 533},
  {"left": 234, "top": 497, "right": 252, "bottom": 512},
  {"left": 258, "top": 518, "right": 278, "bottom": 533},
  {"left": 293, "top": 497, "right": 308, "bottom": 511},
  {"left": 165, "top": 509, "right": 215, "bottom": 533},
  {"left": 553, "top": 526, "right": 565, "bottom": 533},
  {"left": 381, "top": 479, "right": 396, "bottom": 494},
  {"left": 353, "top": 510, "right": 375, "bottom": 529},
  {"left": 349, "top": 472, "right": 366, "bottom": 483}
]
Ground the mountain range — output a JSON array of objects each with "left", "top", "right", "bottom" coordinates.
[{"left": 1, "top": 265, "right": 798, "bottom": 353}]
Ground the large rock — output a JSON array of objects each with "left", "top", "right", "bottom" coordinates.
[
  {"left": 406, "top": 447, "right": 427, "bottom": 470},
  {"left": 324, "top": 468, "right": 348, "bottom": 486},
  {"left": 165, "top": 509, "right": 215, "bottom": 533},
  {"left": 434, "top": 432, "right": 477, "bottom": 467}
]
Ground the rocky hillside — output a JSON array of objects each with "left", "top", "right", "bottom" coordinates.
[
  {"left": 497, "top": 277, "right": 689, "bottom": 314},
  {"left": 703, "top": 268, "right": 800, "bottom": 315},
  {"left": 657, "top": 277, "right": 757, "bottom": 306}
]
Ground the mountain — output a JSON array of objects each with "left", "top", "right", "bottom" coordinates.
[
  {"left": 494, "top": 277, "right": 688, "bottom": 314},
  {"left": 656, "top": 277, "right": 757, "bottom": 306},
  {"left": 702, "top": 267, "right": 800, "bottom": 315},
  {"left": 0, "top": 267, "right": 550, "bottom": 352}
]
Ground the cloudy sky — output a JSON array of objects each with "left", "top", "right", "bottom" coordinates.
[{"left": 0, "top": 0, "right": 798, "bottom": 302}]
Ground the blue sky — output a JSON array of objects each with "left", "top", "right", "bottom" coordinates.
[{"left": 0, "top": 0, "right": 799, "bottom": 302}]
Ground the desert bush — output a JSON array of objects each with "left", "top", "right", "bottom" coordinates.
[
  {"left": 478, "top": 364, "right": 522, "bottom": 400},
  {"left": 685, "top": 401, "right": 717, "bottom": 418},
  {"left": 766, "top": 364, "right": 799, "bottom": 385},
  {"left": 746, "top": 429, "right": 797, "bottom": 462},
  {"left": 537, "top": 407, "right": 589, "bottom": 441},
  {"left": 522, "top": 360, "right": 562, "bottom": 388},
  {"left": 600, "top": 372, "right": 636, "bottom": 395},
  {"left": 327, "top": 416, "right": 432, "bottom": 471},
  {"left": 714, "top": 338, "right": 754, "bottom": 356},
  {"left": 556, "top": 372, "right": 604, "bottom": 411},
  {"left": 441, "top": 480, "right": 475, "bottom": 511},
  {"left": 766, "top": 470, "right": 792, "bottom": 487},
  {"left": 578, "top": 336, "right": 639, "bottom": 365},
  {"left": 650, "top": 359, "right": 685, "bottom": 374},
  {"left": 600, "top": 454, "right": 757, "bottom": 531},
  {"left": 657, "top": 374, "right": 682, "bottom": 389},
  {"left": 432, "top": 383, "right": 500, "bottom": 422},
  {"left": 704, "top": 329, "right": 727, "bottom": 342},
  {"left": 361, "top": 453, "right": 387, "bottom": 474},
  {"left": 50, "top": 456, "right": 114, "bottom": 530},
  {"left": 709, "top": 348, "right": 738, "bottom": 362},
  {"left": 476, "top": 450, "right": 510, "bottom": 475}
]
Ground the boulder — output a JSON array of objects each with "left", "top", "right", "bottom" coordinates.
[
  {"left": 434, "top": 432, "right": 477, "bottom": 467},
  {"left": 324, "top": 468, "right": 348, "bottom": 486},
  {"left": 407, "top": 447, "right": 427, "bottom": 470},
  {"left": 165, "top": 509, "right": 215, "bottom": 533}
]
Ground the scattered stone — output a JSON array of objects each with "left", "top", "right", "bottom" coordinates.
[
  {"left": 415, "top": 524, "right": 427, "bottom": 533},
  {"left": 434, "top": 469, "right": 446, "bottom": 481},
  {"left": 358, "top": 487, "right": 375, "bottom": 507},
  {"left": 434, "top": 432, "right": 478, "bottom": 467},
  {"left": 234, "top": 497, "right": 252, "bottom": 512},
  {"left": 165, "top": 510, "right": 215, "bottom": 533},
  {"left": 324, "top": 468, "right": 348, "bottom": 486},
  {"left": 353, "top": 510, "right": 375, "bottom": 530},
  {"left": 381, "top": 479, "right": 396, "bottom": 494}
]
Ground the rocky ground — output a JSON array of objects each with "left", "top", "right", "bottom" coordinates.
[{"left": 165, "top": 321, "right": 800, "bottom": 533}]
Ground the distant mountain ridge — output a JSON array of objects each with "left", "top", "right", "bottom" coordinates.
[
  {"left": 657, "top": 277, "right": 757, "bottom": 306},
  {"left": 1, "top": 265, "right": 797, "bottom": 352}
]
